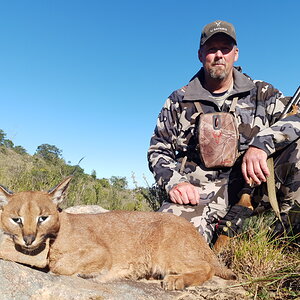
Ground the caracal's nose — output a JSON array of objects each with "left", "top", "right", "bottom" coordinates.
[{"left": 23, "top": 234, "right": 36, "bottom": 246}]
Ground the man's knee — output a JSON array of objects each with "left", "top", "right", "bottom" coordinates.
[{"left": 275, "top": 139, "right": 300, "bottom": 185}]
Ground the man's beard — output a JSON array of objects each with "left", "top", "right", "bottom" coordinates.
[{"left": 208, "top": 60, "right": 228, "bottom": 80}]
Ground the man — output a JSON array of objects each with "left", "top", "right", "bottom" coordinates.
[{"left": 148, "top": 20, "right": 300, "bottom": 245}]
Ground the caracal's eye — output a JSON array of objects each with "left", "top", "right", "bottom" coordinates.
[
  {"left": 11, "top": 217, "right": 23, "bottom": 225},
  {"left": 38, "top": 216, "right": 49, "bottom": 224}
]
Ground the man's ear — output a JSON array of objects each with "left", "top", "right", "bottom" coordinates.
[
  {"left": 198, "top": 49, "right": 204, "bottom": 63},
  {"left": 48, "top": 176, "right": 73, "bottom": 205},
  {"left": 234, "top": 46, "right": 239, "bottom": 62}
]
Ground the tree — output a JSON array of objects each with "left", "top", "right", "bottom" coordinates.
[
  {"left": 13, "top": 145, "right": 27, "bottom": 155},
  {"left": 0, "top": 129, "right": 14, "bottom": 148},
  {"left": 109, "top": 176, "right": 128, "bottom": 189},
  {"left": 35, "top": 144, "right": 63, "bottom": 161},
  {"left": 98, "top": 178, "right": 110, "bottom": 188},
  {"left": 91, "top": 169, "right": 97, "bottom": 179},
  {"left": 3, "top": 139, "right": 14, "bottom": 148},
  {"left": 0, "top": 129, "right": 6, "bottom": 145}
]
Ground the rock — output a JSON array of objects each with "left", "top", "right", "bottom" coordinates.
[{"left": 0, "top": 259, "right": 249, "bottom": 300}]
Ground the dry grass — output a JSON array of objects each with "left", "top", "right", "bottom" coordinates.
[{"left": 222, "top": 214, "right": 300, "bottom": 300}]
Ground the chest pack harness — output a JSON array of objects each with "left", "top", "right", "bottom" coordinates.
[{"left": 194, "top": 97, "right": 239, "bottom": 169}]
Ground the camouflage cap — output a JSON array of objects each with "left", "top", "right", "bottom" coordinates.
[{"left": 200, "top": 20, "right": 237, "bottom": 47}]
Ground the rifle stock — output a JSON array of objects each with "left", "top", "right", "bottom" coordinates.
[{"left": 280, "top": 86, "right": 300, "bottom": 119}]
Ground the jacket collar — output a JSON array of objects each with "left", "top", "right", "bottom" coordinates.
[{"left": 183, "top": 67, "right": 255, "bottom": 101}]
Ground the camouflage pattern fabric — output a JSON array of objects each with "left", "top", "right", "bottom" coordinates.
[
  {"left": 254, "top": 140, "right": 300, "bottom": 215},
  {"left": 158, "top": 140, "right": 300, "bottom": 244},
  {"left": 148, "top": 67, "right": 300, "bottom": 243}
]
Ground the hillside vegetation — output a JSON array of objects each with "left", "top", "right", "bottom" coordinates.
[{"left": 0, "top": 129, "right": 160, "bottom": 211}]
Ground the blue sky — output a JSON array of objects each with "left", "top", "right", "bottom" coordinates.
[{"left": 0, "top": 0, "right": 299, "bottom": 188}]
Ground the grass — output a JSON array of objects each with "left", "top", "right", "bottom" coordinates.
[{"left": 221, "top": 214, "right": 300, "bottom": 300}]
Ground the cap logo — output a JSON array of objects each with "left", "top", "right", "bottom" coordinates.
[
  {"left": 200, "top": 20, "right": 236, "bottom": 47},
  {"left": 210, "top": 22, "right": 228, "bottom": 33}
]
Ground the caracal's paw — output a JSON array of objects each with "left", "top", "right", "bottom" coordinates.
[{"left": 162, "top": 274, "right": 185, "bottom": 290}]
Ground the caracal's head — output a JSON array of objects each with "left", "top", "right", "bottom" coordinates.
[{"left": 0, "top": 177, "right": 72, "bottom": 252}]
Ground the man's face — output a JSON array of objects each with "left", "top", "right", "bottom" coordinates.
[{"left": 198, "top": 33, "right": 239, "bottom": 80}]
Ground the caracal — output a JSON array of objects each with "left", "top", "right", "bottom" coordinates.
[{"left": 0, "top": 177, "right": 236, "bottom": 290}]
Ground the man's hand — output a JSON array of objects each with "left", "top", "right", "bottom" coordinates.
[
  {"left": 169, "top": 182, "right": 200, "bottom": 205},
  {"left": 241, "top": 146, "right": 270, "bottom": 185}
]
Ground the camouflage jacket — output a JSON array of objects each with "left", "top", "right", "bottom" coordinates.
[{"left": 148, "top": 67, "right": 299, "bottom": 192}]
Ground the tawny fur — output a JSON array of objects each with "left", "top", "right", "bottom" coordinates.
[{"left": 0, "top": 177, "right": 236, "bottom": 290}]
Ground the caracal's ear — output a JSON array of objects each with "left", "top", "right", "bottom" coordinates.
[
  {"left": 0, "top": 185, "right": 14, "bottom": 208},
  {"left": 48, "top": 176, "right": 73, "bottom": 205}
]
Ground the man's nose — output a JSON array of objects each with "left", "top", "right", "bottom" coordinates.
[{"left": 215, "top": 49, "right": 223, "bottom": 57}]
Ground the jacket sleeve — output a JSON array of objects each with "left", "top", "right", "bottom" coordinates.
[
  {"left": 249, "top": 83, "right": 300, "bottom": 155},
  {"left": 148, "top": 95, "right": 189, "bottom": 192}
]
